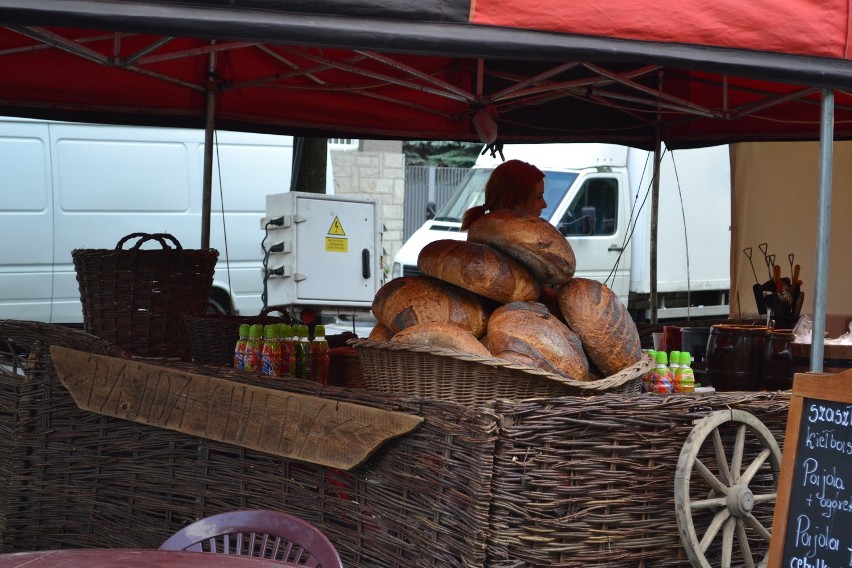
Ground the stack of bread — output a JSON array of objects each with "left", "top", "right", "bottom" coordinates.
[{"left": 370, "top": 209, "right": 642, "bottom": 381}]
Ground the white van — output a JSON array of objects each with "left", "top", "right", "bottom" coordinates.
[
  {"left": 392, "top": 143, "right": 731, "bottom": 321},
  {"left": 0, "top": 116, "right": 333, "bottom": 324}
]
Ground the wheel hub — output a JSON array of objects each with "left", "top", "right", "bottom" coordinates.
[{"left": 726, "top": 485, "right": 754, "bottom": 517}]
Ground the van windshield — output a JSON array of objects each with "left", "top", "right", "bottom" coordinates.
[{"left": 433, "top": 168, "right": 578, "bottom": 222}]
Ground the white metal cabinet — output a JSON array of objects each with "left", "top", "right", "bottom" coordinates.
[{"left": 264, "top": 192, "right": 381, "bottom": 308}]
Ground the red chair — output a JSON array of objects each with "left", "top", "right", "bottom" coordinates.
[{"left": 159, "top": 510, "right": 344, "bottom": 567}]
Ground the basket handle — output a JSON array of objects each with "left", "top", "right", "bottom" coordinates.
[
  {"left": 116, "top": 232, "right": 183, "bottom": 251},
  {"left": 259, "top": 305, "right": 293, "bottom": 323}
]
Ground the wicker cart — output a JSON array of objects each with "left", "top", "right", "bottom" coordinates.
[{"left": 0, "top": 320, "right": 788, "bottom": 568}]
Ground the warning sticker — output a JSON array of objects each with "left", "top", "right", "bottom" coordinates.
[
  {"left": 325, "top": 237, "right": 348, "bottom": 252},
  {"left": 328, "top": 216, "right": 346, "bottom": 236}
]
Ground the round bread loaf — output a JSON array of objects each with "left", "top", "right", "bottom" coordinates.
[
  {"left": 487, "top": 301, "right": 589, "bottom": 380},
  {"left": 390, "top": 322, "right": 490, "bottom": 356},
  {"left": 467, "top": 209, "right": 576, "bottom": 284},
  {"left": 417, "top": 239, "right": 540, "bottom": 304},
  {"left": 371, "top": 275, "right": 489, "bottom": 337},
  {"left": 557, "top": 278, "right": 642, "bottom": 375},
  {"left": 368, "top": 323, "right": 394, "bottom": 342}
]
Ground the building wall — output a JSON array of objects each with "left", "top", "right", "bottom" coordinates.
[{"left": 331, "top": 148, "right": 406, "bottom": 279}]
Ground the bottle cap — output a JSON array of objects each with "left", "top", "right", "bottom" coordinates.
[
  {"left": 655, "top": 351, "right": 668, "bottom": 365},
  {"left": 264, "top": 324, "right": 276, "bottom": 338},
  {"left": 280, "top": 324, "right": 291, "bottom": 337},
  {"left": 315, "top": 324, "right": 325, "bottom": 337},
  {"left": 239, "top": 324, "right": 250, "bottom": 336},
  {"left": 249, "top": 324, "right": 263, "bottom": 338}
]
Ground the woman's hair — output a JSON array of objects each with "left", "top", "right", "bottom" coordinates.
[{"left": 461, "top": 159, "right": 545, "bottom": 230}]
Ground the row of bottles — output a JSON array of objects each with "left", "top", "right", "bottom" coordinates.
[
  {"left": 642, "top": 350, "right": 696, "bottom": 393},
  {"left": 233, "top": 323, "right": 329, "bottom": 384}
]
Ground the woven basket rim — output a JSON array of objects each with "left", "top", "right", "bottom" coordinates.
[{"left": 348, "top": 338, "right": 653, "bottom": 393}]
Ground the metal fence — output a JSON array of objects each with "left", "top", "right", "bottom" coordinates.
[{"left": 403, "top": 165, "right": 470, "bottom": 242}]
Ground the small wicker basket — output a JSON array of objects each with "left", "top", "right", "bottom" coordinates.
[
  {"left": 351, "top": 338, "right": 651, "bottom": 406},
  {"left": 328, "top": 347, "right": 364, "bottom": 388},
  {"left": 184, "top": 305, "right": 292, "bottom": 366}
]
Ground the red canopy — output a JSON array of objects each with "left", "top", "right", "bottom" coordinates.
[{"left": 1, "top": 0, "right": 851, "bottom": 148}]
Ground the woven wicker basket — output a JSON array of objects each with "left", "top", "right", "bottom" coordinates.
[
  {"left": 327, "top": 347, "right": 364, "bottom": 388},
  {"left": 184, "top": 305, "right": 292, "bottom": 366},
  {"left": 351, "top": 338, "right": 651, "bottom": 405},
  {"left": 72, "top": 233, "right": 218, "bottom": 361}
]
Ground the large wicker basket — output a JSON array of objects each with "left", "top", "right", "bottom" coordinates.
[
  {"left": 72, "top": 233, "right": 218, "bottom": 361},
  {"left": 351, "top": 338, "right": 651, "bottom": 406}
]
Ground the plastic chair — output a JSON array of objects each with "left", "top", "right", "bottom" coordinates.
[{"left": 159, "top": 510, "right": 344, "bottom": 567}]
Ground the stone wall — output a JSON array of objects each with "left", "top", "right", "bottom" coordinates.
[{"left": 330, "top": 149, "right": 405, "bottom": 278}]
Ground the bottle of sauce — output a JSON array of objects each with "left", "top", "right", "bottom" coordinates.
[
  {"left": 279, "top": 323, "right": 296, "bottom": 378},
  {"left": 295, "top": 324, "right": 311, "bottom": 379},
  {"left": 261, "top": 324, "right": 282, "bottom": 377},
  {"left": 243, "top": 324, "right": 264, "bottom": 373},
  {"left": 310, "top": 324, "right": 330, "bottom": 385},
  {"left": 676, "top": 351, "right": 696, "bottom": 393},
  {"left": 653, "top": 351, "right": 673, "bottom": 393},
  {"left": 669, "top": 350, "right": 682, "bottom": 379},
  {"left": 233, "top": 324, "right": 250, "bottom": 369}
]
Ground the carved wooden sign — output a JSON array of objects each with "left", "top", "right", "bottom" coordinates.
[{"left": 50, "top": 346, "right": 422, "bottom": 470}]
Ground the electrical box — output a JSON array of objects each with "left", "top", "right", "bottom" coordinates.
[{"left": 262, "top": 192, "right": 382, "bottom": 308}]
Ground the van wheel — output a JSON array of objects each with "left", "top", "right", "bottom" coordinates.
[{"left": 207, "top": 289, "right": 233, "bottom": 315}]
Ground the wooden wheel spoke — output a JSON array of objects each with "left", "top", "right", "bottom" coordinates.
[
  {"left": 695, "top": 457, "right": 731, "bottom": 495},
  {"left": 721, "top": 517, "right": 735, "bottom": 568},
  {"left": 740, "top": 448, "right": 771, "bottom": 485},
  {"left": 737, "top": 518, "right": 756, "bottom": 568},
  {"left": 743, "top": 512, "right": 772, "bottom": 542},
  {"left": 752, "top": 492, "right": 776, "bottom": 505},
  {"left": 731, "top": 424, "right": 746, "bottom": 481},
  {"left": 690, "top": 495, "right": 728, "bottom": 510},
  {"left": 699, "top": 508, "right": 731, "bottom": 553},
  {"left": 713, "top": 429, "right": 733, "bottom": 485}
]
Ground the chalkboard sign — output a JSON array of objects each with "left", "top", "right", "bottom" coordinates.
[{"left": 767, "top": 369, "right": 852, "bottom": 568}]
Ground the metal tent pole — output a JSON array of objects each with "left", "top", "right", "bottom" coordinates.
[
  {"left": 650, "top": 132, "right": 661, "bottom": 324},
  {"left": 810, "top": 89, "right": 834, "bottom": 372},
  {"left": 201, "top": 47, "right": 217, "bottom": 249}
]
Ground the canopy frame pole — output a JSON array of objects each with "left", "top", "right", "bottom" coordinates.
[
  {"left": 201, "top": 45, "right": 217, "bottom": 249},
  {"left": 650, "top": 128, "right": 662, "bottom": 324},
  {"left": 810, "top": 89, "right": 834, "bottom": 372}
]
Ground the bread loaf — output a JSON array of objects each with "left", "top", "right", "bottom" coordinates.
[
  {"left": 417, "top": 239, "right": 540, "bottom": 304},
  {"left": 557, "top": 278, "right": 642, "bottom": 375},
  {"left": 487, "top": 301, "right": 589, "bottom": 380},
  {"left": 467, "top": 210, "right": 576, "bottom": 284},
  {"left": 371, "top": 275, "right": 489, "bottom": 337},
  {"left": 390, "top": 322, "right": 490, "bottom": 356},
  {"left": 368, "top": 323, "right": 394, "bottom": 342}
]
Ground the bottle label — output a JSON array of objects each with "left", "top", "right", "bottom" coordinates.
[
  {"left": 234, "top": 340, "right": 247, "bottom": 369},
  {"left": 245, "top": 344, "right": 262, "bottom": 372}
]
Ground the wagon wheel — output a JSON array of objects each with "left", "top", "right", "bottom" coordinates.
[{"left": 674, "top": 410, "right": 782, "bottom": 568}]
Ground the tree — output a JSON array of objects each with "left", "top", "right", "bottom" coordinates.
[
  {"left": 403, "top": 141, "right": 481, "bottom": 167},
  {"left": 291, "top": 137, "right": 327, "bottom": 193}
]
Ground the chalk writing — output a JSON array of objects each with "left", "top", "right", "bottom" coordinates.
[{"left": 782, "top": 399, "right": 852, "bottom": 567}]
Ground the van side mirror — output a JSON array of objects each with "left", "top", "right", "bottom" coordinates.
[
  {"left": 426, "top": 201, "right": 437, "bottom": 220},
  {"left": 580, "top": 206, "right": 597, "bottom": 235}
]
